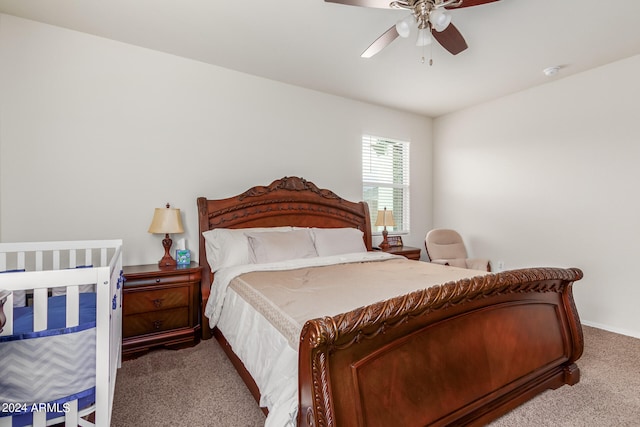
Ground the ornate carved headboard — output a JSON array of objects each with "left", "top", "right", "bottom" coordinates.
[{"left": 196, "top": 176, "right": 372, "bottom": 337}]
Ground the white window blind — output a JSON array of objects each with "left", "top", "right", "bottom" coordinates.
[{"left": 362, "top": 135, "right": 410, "bottom": 233}]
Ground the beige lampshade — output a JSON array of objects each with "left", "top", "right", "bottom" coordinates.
[
  {"left": 148, "top": 205, "right": 184, "bottom": 234},
  {"left": 374, "top": 208, "right": 395, "bottom": 227}
]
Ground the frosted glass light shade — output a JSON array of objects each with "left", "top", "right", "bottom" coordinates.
[
  {"left": 395, "top": 15, "right": 414, "bottom": 38},
  {"left": 416, "top": 28, "right": 432, "bottom": 47},
  {"left": 429, "top": 9, "right": 451, "bottom": 32}
]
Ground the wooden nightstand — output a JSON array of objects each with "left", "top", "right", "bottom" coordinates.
[
  {"left": 122, "top": 263, "right": 202, "bottom": 359},
  {"left": 380, "top": 245, "right": 421, "bottom": 260}
]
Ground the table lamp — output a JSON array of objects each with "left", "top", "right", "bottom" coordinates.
[
  {"left": 375, "top": 207, "right": 395, "bottom": 250},
  {"left": 148, "top": 203, "right": 184, "bottom": 267}
]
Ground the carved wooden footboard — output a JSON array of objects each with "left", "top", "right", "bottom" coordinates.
[{"left": 298, "top": 267, "right": 583, "bottom": 427}]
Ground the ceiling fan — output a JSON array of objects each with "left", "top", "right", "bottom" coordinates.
[{"left": 325, "top": 0, "right": 500, "bottom": 58}]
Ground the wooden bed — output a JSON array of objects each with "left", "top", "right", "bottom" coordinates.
[{"left": 197, "top": 176, "right": 584, "bottom": 426}]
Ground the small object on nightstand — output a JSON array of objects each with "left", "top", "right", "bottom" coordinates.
[
  {"left": 176, "top": 249, "right": 191, "bottom": 266},
  {"left": 380, "top": 245, "right": 421, "bottom": 261},
  {"left": 386, "top": 235, "right": 403, "bottom": 247}
]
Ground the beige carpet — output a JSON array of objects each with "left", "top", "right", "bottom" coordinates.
[
  {"left": 111, "top": 338, "right": 266, "bottom": 426},
  {"left": 111, "top": 326, "right": 640, "bottom": 426},
  {"left": 489, "top": 326, "right": 640, "bottom": 427}
]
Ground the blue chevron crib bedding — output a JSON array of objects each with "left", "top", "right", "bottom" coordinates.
[
  {"left": 0, "top": 293, "right": 97, "bottom": 427},
  {"left": 0, "top": 240, "right": 123, "bottom": 427}
]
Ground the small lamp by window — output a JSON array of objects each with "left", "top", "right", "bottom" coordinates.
[
  {"left": 148, "top": 203, "right": 184, "bottom": 267},
  {"left": 375, "top": 207, "right": 395, "bottom": 250}
]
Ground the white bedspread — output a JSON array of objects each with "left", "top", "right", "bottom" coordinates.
[
  {"left": 206, "top": 252, "right": 399, "bottom": 426},
  {"left": 204, "top": 251, "right": 399, "bottom": 329}
]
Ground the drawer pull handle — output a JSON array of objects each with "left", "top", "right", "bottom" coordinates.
[
  {"left": 155, "top": 278, "right": 161, "bottom": 283},
  {"left": 152, "top": 298, "right": 163, "bottom": 308},
  {"left": 153, "top": 320, "right": 163, "bottom": 330}
]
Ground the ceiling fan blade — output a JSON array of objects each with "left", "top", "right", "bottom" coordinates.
[
  {"left": 324, "top": 0, "right": 394, "bottom": 9},
  {"left": 449, "top": 0, "right": 500, "bottom": 8},
  {"left": 432, "top": 23, "right": 468, "bottom": 55},
  {"left": 361, "top": 26, "right": 400, "bottom": 58}
]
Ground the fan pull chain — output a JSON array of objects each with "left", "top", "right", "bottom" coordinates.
[
  {"left": 429, "top": 41, "right": 433, "bottom": 66},
  {"left": 420, "top": 43, "right": 434, "bottom": 66}
]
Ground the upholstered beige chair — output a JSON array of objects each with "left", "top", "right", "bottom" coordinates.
[{"left": 425, "top": 229, "right": 491, "bottom": 272}]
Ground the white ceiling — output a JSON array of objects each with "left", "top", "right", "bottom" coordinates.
[{"left": 1, "top": 0, "right": 640, "bottom": 117}]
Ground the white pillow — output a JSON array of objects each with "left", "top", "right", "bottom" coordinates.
[
  {"left": 202, "top": 227, "right": 292, "bottom": 272},
  {"left": 246, "top": 229, "right": 318, "bottom": 264},
  {"left": 311, "top": 227, "right": 367, "bottom": 257}
]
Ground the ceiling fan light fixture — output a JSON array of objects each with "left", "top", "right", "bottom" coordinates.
[
  {"left": 395, "top": 14, "right": 414, "bottom": 38},
  {"left": 429, "top": 9, "right": 451, "bottom": 32},
  {"left": 416, "top": 27, "right": 432, "bottom": 47},
  {"left": 333, "top": 0, "right": 498, "bottom": 59}
]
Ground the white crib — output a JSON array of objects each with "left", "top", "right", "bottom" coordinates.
[{"left": 0, "top": 240, "right": 123, "bottom": 427}]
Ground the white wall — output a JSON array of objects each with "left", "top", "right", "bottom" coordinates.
[
  {"left": 433, "top": 54, "right": 640, "bottom": 338},
  {"left": 7, "top": 13, "right": 634, "bottom": 338},
  {"left": 0, "top": 14, "right": 433, "bottom": 265}
]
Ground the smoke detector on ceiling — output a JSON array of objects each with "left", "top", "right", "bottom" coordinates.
[{"left": 543, "top": 66, "right": 561, "bottom": 77}]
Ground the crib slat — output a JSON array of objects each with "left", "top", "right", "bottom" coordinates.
[
  {"left": 66, "top": 285, "right": 80, "bottom": 327},
  {"left": 17, "top": 251, "right": 25, "bottom": 270},
  {"left": 32, "top": 410, "right": 46, "bottom": 427},
  {"left": 33, "top": 288, "right": 49, "bottom": 332},
  {"left": 69, "top": 249, "right": 77, "bottom": 268},
  {"left": 36, "top": 250, "right": 43, "bottom": 271},
  {"left": 66, "top": 400, "right": 79, "bottom": 426},
  {"left": 53, "top": 250, "right": 61, "bottom": 269},
  {"left": 78, "top": 402, "right": 96, "bottom": 426}
]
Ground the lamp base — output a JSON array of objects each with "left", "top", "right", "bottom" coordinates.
[
  {"left": 158, "top": 234, "right": 177, "bottom": 268},
  {"left": 378, "top": 228, "right": 390, "bottom": 250},
  {"left": 158, "top": 256, "right": 177, "bottom": 268}
]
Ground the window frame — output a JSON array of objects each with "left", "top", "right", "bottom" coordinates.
[{"left": 361, "top": 135, "right": 410, "bottom": 235}]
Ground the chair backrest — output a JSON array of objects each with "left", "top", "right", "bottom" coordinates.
[{"left": 424, "top": 229, "right": 468, "bottom": 262}]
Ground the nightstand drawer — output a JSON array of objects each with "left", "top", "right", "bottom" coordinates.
[
  {"left": 123, "top": 287, "right": 189, "bottom": 315},
  {"left": 125, "top": 273, "right": 192, "bottom": 287},
  {"left": 123, "top": 307, "right": 189, "bottom": 337}
]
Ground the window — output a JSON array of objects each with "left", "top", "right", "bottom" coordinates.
[{"left": 362, "top": 135, "right": 410, "bottom": 234}]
